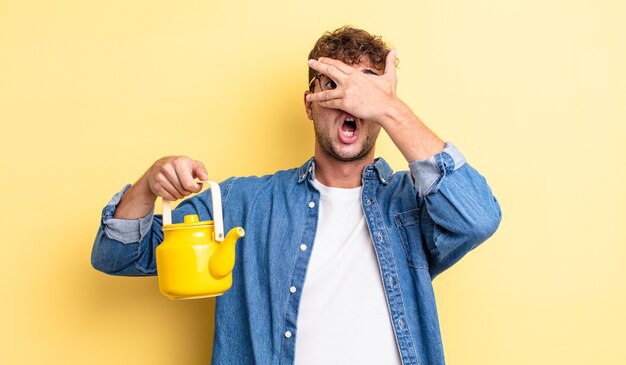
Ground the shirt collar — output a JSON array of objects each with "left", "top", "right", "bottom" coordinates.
[
  {"left": 297, "top": 157, "right": 393, "bottom": 185},
  {"left": 297, "top": 158, "right": 316, "bottom": 183}
]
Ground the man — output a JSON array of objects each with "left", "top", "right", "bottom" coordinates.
[{"left": 92, "top": 26, "right": 501, "bottom": 364}]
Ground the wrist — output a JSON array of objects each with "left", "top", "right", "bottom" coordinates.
[
  {"left": 135, "top": 172, "right": 158, "bottom": 202},
  {"left": 378, "top": 98, "right": 414, "bottom": 128},
  {"left": 376, "top": 99, "right": 445, "bottom": 162},
  {"left": 113, "top": 173, "right": 157, "bottom": 219}
]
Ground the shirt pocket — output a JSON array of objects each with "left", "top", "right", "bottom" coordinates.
[{"left": 394, "top": 208, "right": 429, "bottom": 269}]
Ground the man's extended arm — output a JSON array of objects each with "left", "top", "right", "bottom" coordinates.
[{"left": 91, "top": 156, "right": 209, "bottom": 275}]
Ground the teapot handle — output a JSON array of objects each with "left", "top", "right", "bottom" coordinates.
[{"left": 161, "top": 181, "right": 224, "bottom": 242}]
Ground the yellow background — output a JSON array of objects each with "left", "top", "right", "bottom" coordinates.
[{"left": 1, "top": 0, "right": 625, "bottom": 364}]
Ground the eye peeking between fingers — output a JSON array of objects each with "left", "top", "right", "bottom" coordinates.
[{"left": 309, "top": 74, "right": 337, "bottom": 92}]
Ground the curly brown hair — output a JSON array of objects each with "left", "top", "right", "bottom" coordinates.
[{"left": 308, "top": 26, "right": 392, "bottom": 90}]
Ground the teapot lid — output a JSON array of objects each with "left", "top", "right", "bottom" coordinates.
[{"left": 162, "top": 214, "right": 213, "bottom": 230}]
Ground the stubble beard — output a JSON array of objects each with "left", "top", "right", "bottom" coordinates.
[{"left": 314, "top": 124, "right": 380, "bottom": 162}]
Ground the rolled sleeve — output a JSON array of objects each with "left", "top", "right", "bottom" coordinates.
[
  {"left": 408, "top": 142, "right": 466, "bottom": 197},
  {"left": 101, "top": 184, "right": 154, "bottom": 244}
]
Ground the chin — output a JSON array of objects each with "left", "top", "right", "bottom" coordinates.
[{"left": 330, "top": 146, "right": 372, "bottom": 162}]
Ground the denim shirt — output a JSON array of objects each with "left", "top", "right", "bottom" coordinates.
[{"left": 91, "top": 143, "right": 501, "bottom": 365}]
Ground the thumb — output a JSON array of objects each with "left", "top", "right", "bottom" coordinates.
[
  {"left": 192, "top": 160, "right": 208, "bottom": 181},
  {"left": 384, "top": 48, "right": 398, "bottom": 78}
]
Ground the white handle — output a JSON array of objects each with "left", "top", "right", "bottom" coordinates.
[
  {"left": 207, "top": 181, "right": 224, "bottom": 242},
  {"left": 162, "top": 200, "right": 172, "bottom": 225},
  {"left": 162, "top": 181, "right": 224, "bottom": 242}
]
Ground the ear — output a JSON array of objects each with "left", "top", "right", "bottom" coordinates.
[{"left": 304, "top": 91, "right": 314, "bottom": 120}]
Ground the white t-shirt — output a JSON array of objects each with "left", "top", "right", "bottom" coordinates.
[{"left": 294, "top": 179, "right": 402, "bottom": 365}]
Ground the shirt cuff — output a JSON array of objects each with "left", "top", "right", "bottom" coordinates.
[
  {"left": 408, "top": 142, "right": 466, "bottom": 197},
  {"left": 101, "top": 184, "right": 154, "bottom": 244}
]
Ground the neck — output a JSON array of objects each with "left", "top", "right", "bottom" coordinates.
[{"left": 313, "top": 146, "right": 374, "bottom": 188}]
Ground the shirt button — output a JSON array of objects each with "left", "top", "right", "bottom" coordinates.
[
  {"left": 284, "top": 331, "right": 292, "bottom": 338},
  {"left": 300, "top": 244, "right": 307, "bottom": 251},
  {"left": 366, "top": 199, "right": 372, "bottom": 206},
  {"left": 290, "top": 286, "right": 297, "bottom": 293},
  {"left": 308, "top": 201, "right": 315, "bottom": 208},
  {"left": 377, "top": 232, "right": 383, "bottom": 242},
  {"left": 398, "top": 319, "right": 405, "bottom": 329}
]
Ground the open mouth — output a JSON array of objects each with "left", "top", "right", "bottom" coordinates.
[
  {"left": 342, "top": 118, "right": 357, "bottom": 136},
  {"left": 338, "top": 117, "right": 359, "bottom": 143}
]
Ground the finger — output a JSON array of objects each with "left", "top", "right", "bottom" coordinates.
[
  {"left": 155, "top": 188, "right": 177, "bottom": 202},
  {"left": 152, "top": 174, "right": 184, "bottom": 200},
  {"left": 175, "top": 162, "right": 201, "bottom": 194},
  {"left": 307, "top": 59, "right": 348, "bottom": 83},
  {"left": 160, "top": 183, "right": 182, "bottom": 201},
  {"left": 316, "top": 57, "right": 354, "bottom": 74},
  {"left": 306, "top": 89, "right": 343, "bottom": 102},
  {"left": 319, "top": 99, "right": 343, "bottom": 110},
  {"left": 161, "top": 163, "right": 189, "bottom": 198},
  {"left": 192, "top": 160, "right": 208, "bottom": 181},
  {"left": 383, "top": 48, "right": 398, "bottom": 78}
]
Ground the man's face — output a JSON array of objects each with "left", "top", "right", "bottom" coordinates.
[{"left": 305, "top": 59, "right": 382, "bottom": 163}]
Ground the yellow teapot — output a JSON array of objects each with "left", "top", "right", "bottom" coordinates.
[{"left": 156, "top": 181, "right": 245, "bottom": 300}]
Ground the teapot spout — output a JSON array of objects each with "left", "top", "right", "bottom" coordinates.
[{"left": 209, "top": 227, "right": 245, "bottom": 279}]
